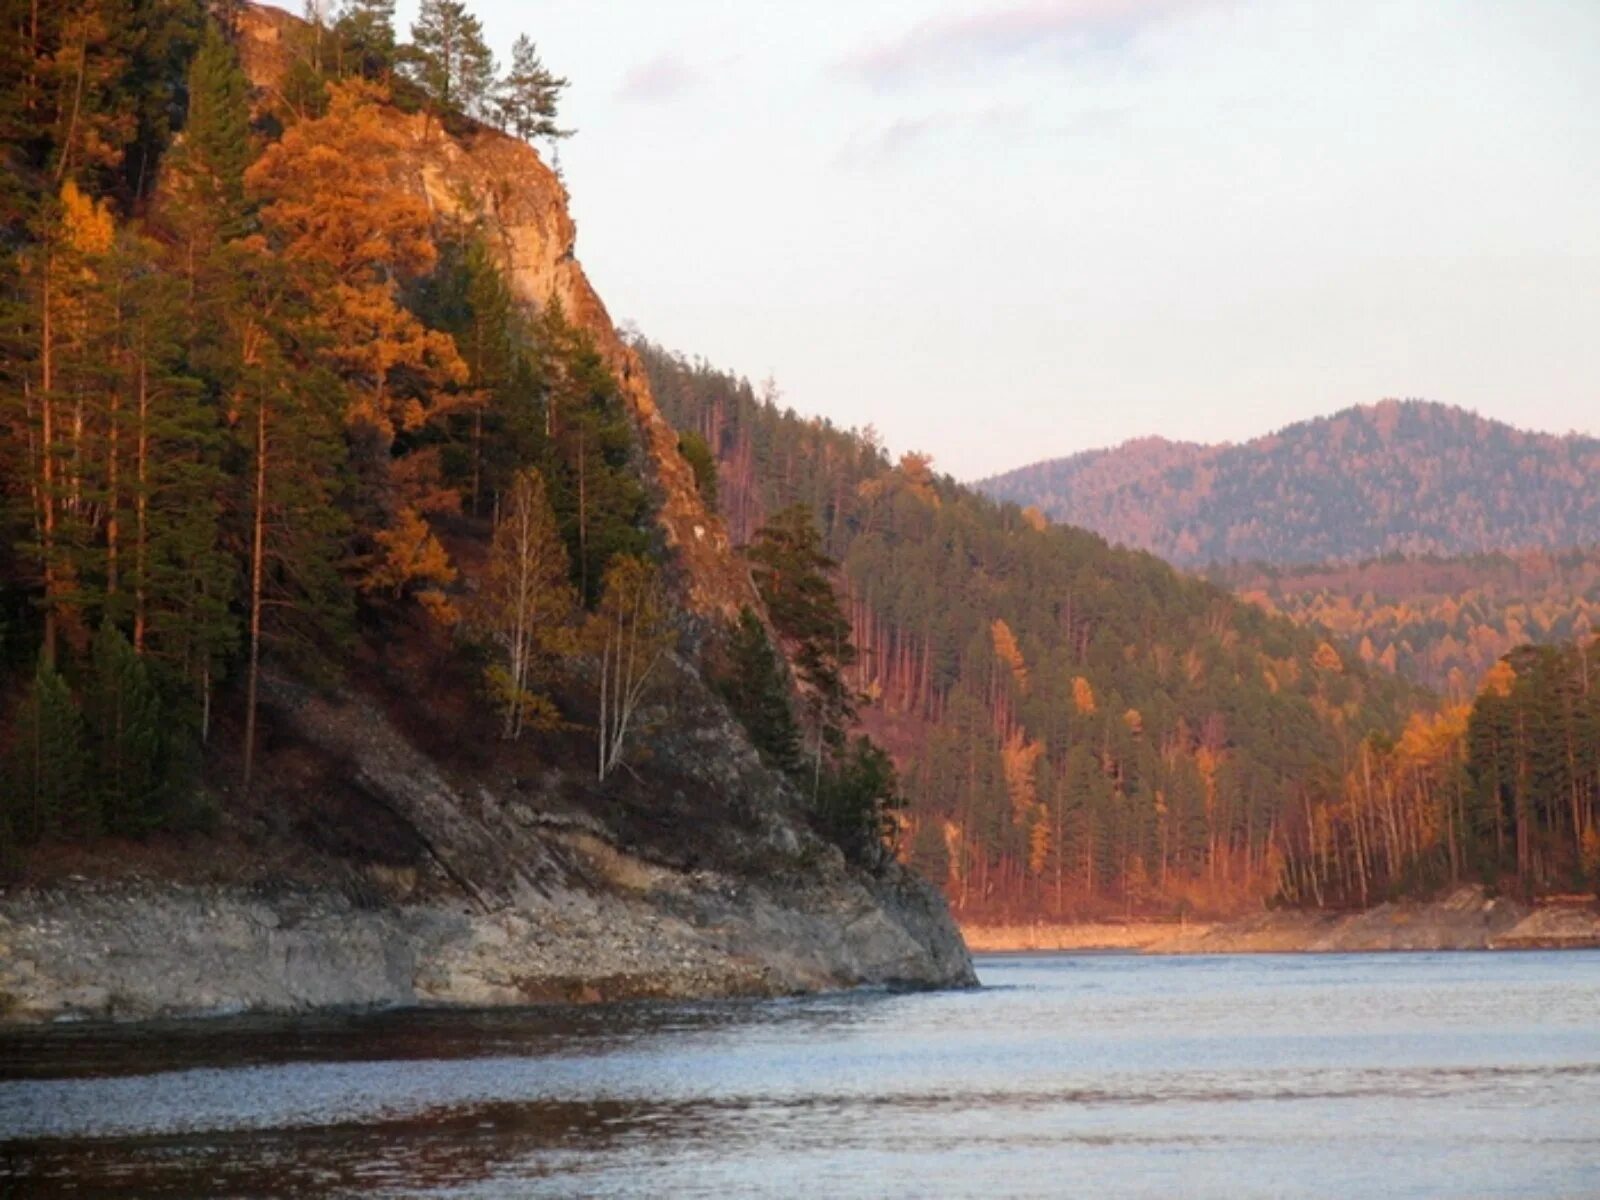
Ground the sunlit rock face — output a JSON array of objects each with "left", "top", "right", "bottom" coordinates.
[{"left": 235, "top": 2, "right": 756, "bottom": 622}]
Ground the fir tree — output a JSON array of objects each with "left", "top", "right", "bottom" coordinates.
[{"left": 166, "top": 20, "right": 253, "bottom": 242}]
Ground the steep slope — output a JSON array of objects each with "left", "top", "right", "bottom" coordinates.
[
  {"left": 639, "top": 341, "right": 1427, "bottom": 920},
  {"left": 0, "top": 4, "right": 973, "bottom": 1022},
  {"left": 978, "top": 400, "right": 1600, "bottom": 567},
  {"left": 234, "top": 4, "right": 752, "bottom": 618}
]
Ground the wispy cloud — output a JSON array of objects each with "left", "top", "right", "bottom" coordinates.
[
  {"left": 617, "top": 53, "right": 700, "bottom": 102},
  {"left": 840, "top": 0, "right": 1213, "bottom": 86},
  {"left": 836, "top": 103, "right": 1046, "bottom": 169}
]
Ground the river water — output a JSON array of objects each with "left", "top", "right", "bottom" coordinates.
[{"left": 3, "top": 951, "right": 1598, "bottom": 1198}]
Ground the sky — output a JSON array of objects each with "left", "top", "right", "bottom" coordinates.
[{"left": 287, "top": 0, "right": 1600, "bottom": 479}]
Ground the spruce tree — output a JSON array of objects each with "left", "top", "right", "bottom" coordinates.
[
  {"left": 84, "top": 623, "right": 168, "bottom": 834},
  {"left": 5, "top": 656, "right": 88, "bottom": 842},
  {"left": 168, "top": 20, "right": 254, "bottom": 240},
  {"left": 721, "top": 607, "right": 800, "bottom": 772}
]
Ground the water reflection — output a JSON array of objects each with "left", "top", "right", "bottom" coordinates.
[{"left": 4, "top": 952, "right": 1600, "bottom": 1198}]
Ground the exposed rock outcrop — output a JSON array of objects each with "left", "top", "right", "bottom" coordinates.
[
  {"left": 0, "top": 5, "right": 976, "bottom": 1026},
  {"left": 0, "top": 666, "right": 975, "bottom": 1023},
  {"left": 236, "top": 5, "right": 755, "bottom": 621}
]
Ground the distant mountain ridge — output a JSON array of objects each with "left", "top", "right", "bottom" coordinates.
[{"left": 978, "top": 400, "right": 1600, "bottom": 567}]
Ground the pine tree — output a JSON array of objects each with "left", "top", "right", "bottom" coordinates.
[
  {"left": 493, "top": 36, "right": 571, "bottom": 146},
  {"left": 531, "top": 306, "right": 649, "bottom": 605},
  {"left": 402, "top": 0, "right": 495, "bottom": 122},
  {"left": 220, "top": 242, "right": 352, "bottom": 794},
  {"left": 818, "top": 736, "right": 901, "bottom": 870},
  {"left": 678, "top": 430, "right": 718, "bottom": 508},
  {"left": 165, "top": 20, "right": 253, "bottom": 244},
  {"left": 333, "top": 0, "right": 397, "bottom": 80},
  {"left": 748, "top": 504, "right": 857, "bottom": 745}
]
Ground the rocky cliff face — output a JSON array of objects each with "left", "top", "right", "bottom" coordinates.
[
  {"left": 238, "top": 5, "right": 754, "bottom": 620},
  {"left": 0, "top": 7, "right": 974, "bottom": 1023},
  {"left": 0, "top": 658, "right": 974, "bottom": 1023}
]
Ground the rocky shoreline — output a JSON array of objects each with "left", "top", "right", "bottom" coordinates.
[
  {"left": 0, "top": 673, "right": 976, "bottom": 1026},
  {"left": 962, "top": 887, "right": 1600, "bottom": 956},
  {"left": 0, "top": 857, "right": 973, "bottom": 1024}
]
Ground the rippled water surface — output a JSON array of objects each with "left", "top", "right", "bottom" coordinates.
[{"left": 4, "top": 951, "right": 1600, "bottom": 1197}]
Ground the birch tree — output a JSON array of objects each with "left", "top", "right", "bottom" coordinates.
[
  {"left": 477, "top": 468, "right": 573, "bottom": 739},
  {"left": 587, "top": 555, "right": 674, "bottom": 781}
]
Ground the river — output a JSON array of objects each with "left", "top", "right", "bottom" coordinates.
[{"left": 3, "top": 951, "right": 1598, "bottom": 1197}]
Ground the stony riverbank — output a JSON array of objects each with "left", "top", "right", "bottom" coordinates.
[
  {"left": 0, "top": 671, "right": 975, "bottom": 1025},
  {"left": 961, "top": 887, "right": 1600, "bottom": 955},
  {"left": 0, "top": 856, "right": 971, "bottom": 1024}
]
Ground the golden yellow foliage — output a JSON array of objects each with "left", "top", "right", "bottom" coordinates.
[
  {"left": 364, "top": 506, "right": 456, "bottom": 601},
  {"left": 1027, "top": 804, "right": 1052, "bottom": 875},
  {"left": 1313, "top": 641, "right": 1344, "bottom": 672},
  {"left": 991, "top": 618, "right": 1028, "bottom": 693},
  {"left": 1072, "top": 675, "right": 1097, "bottom": 715},
  {"left": 246, "top": 81, "right": 468, "bottom": 442},
  {"left": 60, "top": 180, "right": 115, "bottom": 256},
  {"left": 1000, "top": 730, "right": 1045, "bottom": 824},
  {"left": 1481, "top": 658, "right": 1517, "bottom": 698}
]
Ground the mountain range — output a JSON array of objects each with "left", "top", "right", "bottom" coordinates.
[{"left": 978, "top": 400, "right": 1600, "bottom": 567}]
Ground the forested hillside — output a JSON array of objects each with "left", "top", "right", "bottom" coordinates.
[
  {"left": 0, "top": 0, "right": 901, "bottom": 881},
  {"left": 979, "top": 401, "right": 1600, "bottom": 567},
  {"left": 1277, "top": 635, "right": 1600, "bottom": 908},
  {"left": 1216, "top": 551, "right": 1600, "bottom": 697},
  {"left": 642, "top": 344, "right": 1429, "bottom": 918}
]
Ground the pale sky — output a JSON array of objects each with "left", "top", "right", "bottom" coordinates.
[{"left": 284, "top": 0, "right": 1600, "bottom": 478}]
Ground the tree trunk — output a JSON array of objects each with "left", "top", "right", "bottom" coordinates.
[{"left": 242, "top": 398, "right": 268, "bottom": 794}]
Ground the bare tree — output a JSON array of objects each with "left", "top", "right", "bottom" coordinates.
[{"left": 587, "top": 556, "right": 674, "bottom": 780}]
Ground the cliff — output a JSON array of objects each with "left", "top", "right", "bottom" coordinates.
[
  {"left": 0, "top": 663, "right": 973, "bottom": 1021},
  {"left": 238, "top": 5, "right": 755, "bottom": 620},
  {"left": 0, "top": 6, "right": 973, "bottom": 1023}
]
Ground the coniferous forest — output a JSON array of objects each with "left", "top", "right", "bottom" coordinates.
[
  {"left": 0, "top": 0, "right": 909, "bottom": 879},
  {"left": 641, "top": 341, "right": 1600, "bottom": 916},
  {"left": 2, "top": 0, "right": 1595, "bottom": 924},
  {"left": 980, "top": 400, "right": 1600, "bottom": 568}
]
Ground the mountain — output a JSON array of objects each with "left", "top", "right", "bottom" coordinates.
[
  {"left": 978, "top": 401, "right": 1600, "bottom": 567},
  {"left": 640, "top": 341, "right": 1426, "bottom": 920},
  {"left": 0, "top": 1, "right": 970, "bottom": 1022}
]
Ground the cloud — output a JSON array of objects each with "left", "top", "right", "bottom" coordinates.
[
  {"left": 840, "top": 0, "right": 1212, "bottom": 85},
  {"left": 835, "top": 104, "right": 1038, "bottom": 169},
  {"left": 617, "top": 54, "right": 700, "bottom": 102}
]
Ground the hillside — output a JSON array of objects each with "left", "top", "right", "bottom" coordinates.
[
  {"left": 1216, "top": 549, "right": 1600, "bottom": 696},
  {"left": 640, "top": 342, "right": 1426, "bottom": 919},
  {"left": 978, "top": 400, "right": 1600, "bottom": 567},
  {"left": 0, "top": 1, "right": 971, "bottom": 1021},
  {"left": 646, "top": 349, "right": 1600, "bottom": 914}
]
